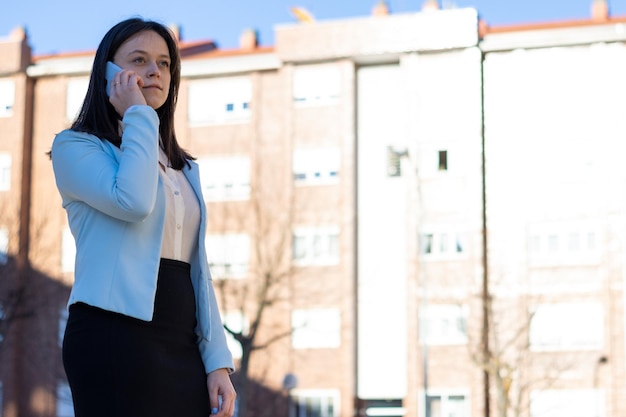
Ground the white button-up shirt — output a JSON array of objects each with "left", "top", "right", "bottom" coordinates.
[{"left": 158, "top": 148, "right": 200, "bottom": 263}]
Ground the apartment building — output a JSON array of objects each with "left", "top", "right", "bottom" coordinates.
[
  {"left": 1, "top": 1, "right": 625, "bottom": 416},
  {"left": 481, "top": 7, "right": 626, "bottom": 416}
]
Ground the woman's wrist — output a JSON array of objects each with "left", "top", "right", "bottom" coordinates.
[{"left": 207, "top": 367, "right": 229, "bottom": 376}]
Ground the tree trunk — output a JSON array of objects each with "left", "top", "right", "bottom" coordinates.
[
  {"left": 236, "top": 342, "right": 252, "bottom": 417},
  {"left": 494, "top": 372, "right": 508, "bottom": 417}
]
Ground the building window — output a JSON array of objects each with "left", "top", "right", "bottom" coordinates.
[
  {"left": 547, "top": 234, "right": 558, "bottom": 252},
  {"left": 530, "top": 302, "right": 603, "bottom": 351},
  {"left": 56, "top": 381, "right": 75, "bottom": 417},
  {"left": 438, "top": 150, "right": 448, "bottom": 171},
  {"left": 61, "top": 228, "right": 75, "bottom": 273},
  {"left": 418, "top": 230, "right": 465, "bottom": 260},
  {"left": 290, "top": 389, "right": 340, "bottom": 417},
  {"left": 205, "top": 233, "right": 250, "bottom": 279},
  {"left": 567, "top": 232, "right": 580, "bottom": 252},
  {"left": 419, "top": 304, "right": 468, "bottom": 345},
  {"left": 417, "top": 147, "right": 455, "bottom": 177},
  {"left": 0, "top": 227, "right": 8, "bottom": 265},
  {"left": 420, "top": 233, "right": 433, "bottom": 254},
  {"left": 66, "top": 77, "right": 89, "bottom": 121},
  {"left": 222, "top": 311, "right": 248, "bottom": 359},
  {"left": 292, "top": 308, "right": 341, "bottom": 349},
  {"left": 530, "top": 389, "right": 603, "bottom": 417},
  {"left": 197, "top": 156, "right": 250, "bottom": 201},
  {"left": 527, "top": 221, "right": 601, "bottom": 266},
  {"left": 425, "top": 392, "right": 469, "bottom": 417},
  {"left": 292, "top": 227, "right": 339, "bottom": 265},
  {"left": 188, "top": 76, "right": 251, "bottom": 125},
  {"left": 0, "top": 79, "right": 15, "bottom": 117},
  {"left": 293, "top": 64, "right": 340, "bottom": 106},
  {"left": 293, "top": 148, "right": 340, "bottom": 185},
  {"left": 0, "top": 153, "right": 11, "bottom": 192}
]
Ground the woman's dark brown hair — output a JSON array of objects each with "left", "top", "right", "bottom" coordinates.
[{"left": 71, "top": 17, "right": 192, "bottom": 169}]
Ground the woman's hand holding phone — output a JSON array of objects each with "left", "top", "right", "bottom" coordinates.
[{"left": 106, "top": 61, "right": 147, "bottom": 116}]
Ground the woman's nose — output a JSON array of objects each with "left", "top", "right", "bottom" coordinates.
[{"left": 146, "top": 61, "right": 160, "bottom": 78}]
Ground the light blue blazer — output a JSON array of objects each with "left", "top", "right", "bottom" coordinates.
[{"left": 51, "top": 105, "right": 234, "bottom": 374}]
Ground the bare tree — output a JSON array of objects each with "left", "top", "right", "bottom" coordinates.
[
  {"left": 0, "top": 205, "right": 30, "bottom": 358},
  {"left": 468, "top": 279, "right": 582, "bottom": 417},
  {"left": 0, "top": 199, "right": 72, "bottom": 417},
  {"left": 204, "top": 136, "right": 297, "bottom": 417}
]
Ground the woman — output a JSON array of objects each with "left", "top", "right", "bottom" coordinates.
[{"left": 51, "top": 18, "right": 236, "bottom": 417}]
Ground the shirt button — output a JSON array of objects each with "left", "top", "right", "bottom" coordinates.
[
  {"left": 174, "top": 191, "right": 180, "bottom": 195},
  {"left": 177, "top": 224, "right": 182, "bottom": 230}
]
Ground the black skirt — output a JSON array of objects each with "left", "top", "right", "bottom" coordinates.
[{"left": 63, "top": 258, "right": 210, "bottom": 417}]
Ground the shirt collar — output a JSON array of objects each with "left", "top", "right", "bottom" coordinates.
[{"left": 158, "top": 147, "right": 170, "bottom": 169}]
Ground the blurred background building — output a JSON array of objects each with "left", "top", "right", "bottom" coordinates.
[{"left": 0, "top": 0, "right": 625, "bottom": 416}]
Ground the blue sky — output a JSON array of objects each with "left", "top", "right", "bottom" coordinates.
[{"left": 1, "top": 0, "right": 625, "bottom": 55}]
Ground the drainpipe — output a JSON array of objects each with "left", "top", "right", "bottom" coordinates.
[
  {"left": 479, "top": 44, "right": 491, "bottom": 417},
  {"left": 17, "top": 75, "right": 34, "bottom": 293},
  {"left": 15, "top": 68, "right": 35, "bottom": 417}
]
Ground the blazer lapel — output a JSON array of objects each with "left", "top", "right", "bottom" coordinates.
[{"left": 182, "top": 161, "right": 204, "bottom": 206}]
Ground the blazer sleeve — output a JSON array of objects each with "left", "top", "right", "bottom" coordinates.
[
  {"left": 51, "top": 105, "right": 160, "bottom": 222},
  {"left": 197, "top": 282, "right": 236, "bottom": 374}
]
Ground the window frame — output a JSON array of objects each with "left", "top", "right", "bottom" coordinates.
[
  {"left": 0, "top": 153, "right": 12, "bottom": 192},
  {"left": 292, "top": 147, "right": 340, "bottom": 186},
  {"left": 421, "top": 390, "right": 470, "bottom": 417},
  {"left": 0, "top": 79, "right": 15, "bottom": 117},
  {"left": 529, "top": 302, "right": 603, "bottom": 351},
  {"left": 292, "top": 226, "right": 340, "bottom": 266},
  {"left": 289, "top": 389, "right": 340, "bottom": 417},
  {"left": 188, "top": 76, "right": 252, "bottom": 125},
  {"left": 197, "top": 156, "right": 251, "bottom": 202},
  {"left": 292, "top": 64, "right": 341, "bottom": 107},
  {"left": 291, "top": 308, "right": 341, "bottom": 350},
  {"left": 65, "top": 77, "right": 89, "bottom": 121},
  {"left": 530, "top": 389, "right": 604, "bottom": 417},
  {"left": 418, "top": 227, "right": 467, "bottom": 261},
  {"left": 0, "top": 227, "right": 9, "bottom": 265},
  {"left": 419, "top": 304, "right": 469, "bottom": 346},
  {"left": 416, "top": 146, "right": 454, "bottom": 178},
  {"left": 205, "top": 233, "right": 250, "bottom": 279},
  {"left": 527, "top": 220, "right": 602, "bottom": 267}
]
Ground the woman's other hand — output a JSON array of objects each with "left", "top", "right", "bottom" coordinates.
[{"left": 207, "top": 368, "right": 237, "bottom": 417}]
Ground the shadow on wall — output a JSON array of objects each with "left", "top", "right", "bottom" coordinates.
[
  {"left": 231, "top": 372, "right": 290, "bottom": 417},
  {"left": 0, "top": 255, "right": 72, "bottom": 417}
]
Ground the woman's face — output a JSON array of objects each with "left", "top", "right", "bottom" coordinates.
[{"left": 112, "top": 30, "right": 172, "bottom": 110}]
